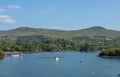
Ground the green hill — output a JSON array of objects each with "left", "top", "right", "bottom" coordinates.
[
  {"left": 0, "top": 26, "right": 120, "bottom": 52},
  {"left": 0, "top": 26, "right": 120, "bottom": 40}
]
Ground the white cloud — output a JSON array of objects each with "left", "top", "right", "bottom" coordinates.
[
  {"left": 0, "top": 5, "right": 21, "bottom": 13},
  {"left": 0, "top": 5, "right": 21, "bottom": 23},
  {"left": 0, "top": 18, "right": 16, "bottom": 23},
  {"left": 8, "top": 5, "right": 21, "bottom": 9},
  {"left": 0, "top": 15, "right": 16, "bottom": 24},
  {"left": 0, "top": 15, "right": 10, "bottom": 19}
]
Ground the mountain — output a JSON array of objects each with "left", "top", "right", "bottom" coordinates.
[
  {"left": 74, "top": 26, "right": 120, "bottom": 37},
  {"left": 0, "top": 26, "right": 120, "bottom": 40}
]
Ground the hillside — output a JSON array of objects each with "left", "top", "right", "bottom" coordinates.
[
  {"left": 0, "top": 26, "right": 120, "bottom": 40},
  {"left": 0, "top": 26, "right": 120, "bottom": 52}
]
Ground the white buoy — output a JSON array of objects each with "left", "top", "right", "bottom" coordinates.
[{"left": 55, "top": 57, "right": 59, "bottom": 61}]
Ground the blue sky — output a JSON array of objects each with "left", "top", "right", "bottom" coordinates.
[{"left": 0, "top": 0, "right": 120, "bottom": 30}]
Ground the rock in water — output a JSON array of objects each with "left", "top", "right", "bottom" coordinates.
[{"left": 118, "top": 73, "right": 120, "bottom": 76}]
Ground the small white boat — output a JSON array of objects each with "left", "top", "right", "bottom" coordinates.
[
  {"left": 12, "top": 54, "right": 20, "bottom": 57},
  {"left": 12, "top": 53, "right": 23, "bottom": 57}
]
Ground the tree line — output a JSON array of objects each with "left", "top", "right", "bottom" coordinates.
[
  {"left": 0, "top": 36, "right": 120, "bottom": 58},
  {"left": 0, "top": 38, "right": 98, "bottom": 52}
]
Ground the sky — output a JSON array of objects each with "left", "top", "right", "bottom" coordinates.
[{"left": 0, "top": 0, "right": 120, "bottom": 30}]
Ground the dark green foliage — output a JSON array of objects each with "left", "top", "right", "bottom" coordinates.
[
  {"left": 0, "top": 36, "right": 120, "bottom": 53},
  {"left": 0, "top": 49, "right": 4, "bottom": 58},
  {"left": 99, "top": 48, "right": 120, "bottom": 57},
  {"left": 80, "top": 43, "right": 96, "bottom": 52}
]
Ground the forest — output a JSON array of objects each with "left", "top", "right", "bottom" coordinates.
[{"left": 0, "top": 36, "right": 120, "bottom": 53}]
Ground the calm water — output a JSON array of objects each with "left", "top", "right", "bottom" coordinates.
[{"left": 0, "top": 52, "right": 120, "bottom": 77}]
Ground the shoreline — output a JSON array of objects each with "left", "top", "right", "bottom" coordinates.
[{"left": 99, "top": 55, "right": 120, "bottom": 58}]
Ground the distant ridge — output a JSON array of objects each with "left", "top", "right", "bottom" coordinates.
[
  {"left": 86, "top": 26, "right": 106, "bottom": 30},
  {"left": 0, "top": 26, "right": 120, "bottom": 40}
]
